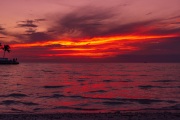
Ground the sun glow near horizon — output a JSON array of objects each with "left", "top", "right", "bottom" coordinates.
[{"left": 11, "top": 34, "right": 178, "bottom": 58}]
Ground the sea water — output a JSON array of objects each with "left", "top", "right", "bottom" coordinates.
[{"left": 0, "top": 63, "right": 180, "bottom": 113}]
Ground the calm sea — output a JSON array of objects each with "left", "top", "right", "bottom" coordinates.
[{"left": 0, "top": 63, "right": 180, "bottom": 113}]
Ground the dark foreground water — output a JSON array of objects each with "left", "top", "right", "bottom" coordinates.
[{"left": 0, "top": 63, "right": 179, "bottom": 113}]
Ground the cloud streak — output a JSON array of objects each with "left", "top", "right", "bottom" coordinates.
[
  {"left": 46, "top": 6, "right": 180, "bottom": 40},
  {"left": 0, "top": 25, "right": 6, "bottom": 35}
]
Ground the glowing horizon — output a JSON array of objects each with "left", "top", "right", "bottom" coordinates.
[{"left": 9, "top": 34, "right": 178, "bottom": 58}]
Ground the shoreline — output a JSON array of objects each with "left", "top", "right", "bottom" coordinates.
[{"left": 0, "top": 111, "right": 179, "bottom": 120}]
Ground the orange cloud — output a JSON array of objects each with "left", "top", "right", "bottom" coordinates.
[{"left": 11, "top": 34, "right": 178, "bottom": 58}]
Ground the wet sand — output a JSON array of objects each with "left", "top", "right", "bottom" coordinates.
[{"left": 0, "top": 112, "right": 179, "bottom": 120}]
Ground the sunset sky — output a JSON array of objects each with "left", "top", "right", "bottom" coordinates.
[{"left": 0, "top": 0, "right": 180, "bottom": 62}]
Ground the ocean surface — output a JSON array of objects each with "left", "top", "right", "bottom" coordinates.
[{"left": 0, "top": 63, "right": 180, "bottom": 113}]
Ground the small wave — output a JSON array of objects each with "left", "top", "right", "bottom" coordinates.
[
  {"left": 40, "top": 94, "right": 65, "bottom": 98},
  {"left": 88, "top": 74, "right": 101, "bottom": 76},
  {"left": 118, "top": 74, "right": 130, "bottom": 76},
  {"left": 103, "top": 101, "right": 125, "bottom": 105},
  {"left": 69, "top": 95, "right": 85, "bottom": 99},
  {"left": 0, "top": 93, "right": 27, "bottom": 98},
  {"left": 142, "top": 104, "right": 180, "bottom": 111},
  {"left": 8, "top": 93, "right": 27, "bottom": 98},
  {"left": 70, "top": 72, "right": 81, "bottom": 75},
  {"left": 54, "top": 106, "right": 101, "bottom": 111},
  {"left": 19, "top": 101, "right": 39, "bottom": 106},
  {"left": 139, "top": 74, "right": 149, "bottom": 76},
  {"left": 125, "top": 99, "right": 163, "bottom": 104},
  {"left": 138, "top": 85, "right": 163, "bottom": 89},
  {"left": 1, "top": 100, "right": 39, "bottom": 106},
  {"left": 75, "top": 103, "right": 89, "bottom": 107},
  {"left": 152, "top": 80, "right": 179, "bottom": 83},
  {"left": 40, "top": 94, "right": 86, "bottom": 100},
  {"left": 43, "top": 85, "right": 66, "bottom": 89},
  {"left": 120, "top": 79, "right": 133, "bottom": 82},
  {"left": 41, "top": 70, "right": 54, "bottom": 73},
  {"left": 103, "top": 79, "right": 133, "bottom": 83},
  {"left": 11, "top": 108, "right": 25, "bottom": 112},
  {"left": 1, "top": 100, "right": 19, "bottom": 105},
  {"left": 54, "top": 106, "right": 72, "bottom": 110},
  {"left": 63, "top": 95, "right": 174, "bottom": 105},
  {"left": 127, "top": 98, "right": 176, "bottom": 105},
  {"left": 92, "top": 97, "right": 176, "bottom": 105},
  {"left": 103, "top": 80, "right": 114, "bottom": 82},
  {"left": 73, "top": 108, "right": 101, "bottom": 111},
  {"left": 138, "top": 85, "right": 180, "bottom": 89},
  {"left": 77, "top": 79, "right": 86, "bottom": 82},
  {"left": 89, "top": 90, "right": 107, "bottom": 93},
  {"left": 24, "top": 76, "right": 33, "bottom": 78},
  {"left": 107, "top": 98, "right": 161, "bottom": 105},
  {"left": 162, "top": 104, "right": 180, "bottom": 110},
  {"left": 0, "top": 74, "right": 12, "bottom": 77},
  {"left": 33, "top": 108, "right": 45, "bottom": 112}
]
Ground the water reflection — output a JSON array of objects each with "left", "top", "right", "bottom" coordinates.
[{"left": 0, "top": 63, "right": 180, "bottom": 113}]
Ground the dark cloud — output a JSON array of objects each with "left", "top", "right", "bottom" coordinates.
[
  {"left": 171, "top": 22, "right": 180, "bottom": 25},
  {"left": 17, "top": 20, "right": 38, "bottom": 28},
  {"left": 16, "top": 19, "right": 38, "bottom": 37},
  {"left": 102, "top": 20, "right": 158, "bottom": 36},
  {"left": 165, "top": 15, "right": 180, "bottom": 21},
  {"left": 17, "top": 19, "right": 46, "bottom": 29},
  {"left": 0, "top": 25, "right": 7, "bottom": 36},
  {"left": 48, "top": 7, "right": 116, "bottom": 38},
  {"left": 48, "top": 7, "right": 179, "bottom": 39},
  {"left": 0, "top": 26, "right": 5, "bottom": 31},
  {"left": 34, "top": 19, "right": 46, "bottom": 22},
  {"left": 8, "top": 30, "right": 54, "bottom": 43},
  {"left": 124, "top": 37, "right": 180, "bottom": 55},
  {"left": 25, "top": 28, "right": 36, "bottom": 34},
  {"left": 0, "top": 36, "right": 6, "bottom": 38},
  {"left": 145, "top": 27, "right": 180, "bottom": 35},
  {"left": 13, "top": 18, "right": 53, "bottom": 43},
  {"left": 155, "top": 37, "right": 180, "bottom": 52},
  {"left": 146, "top": 12, "right": 153, "bottom": 15},
  {"left": 17, "top": 19, "right": 46, "bottom": 34},
  {"left": 26, "top": 32, "right": 54, "bottom": 42}
]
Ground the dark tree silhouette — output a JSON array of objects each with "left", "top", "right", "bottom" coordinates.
[{"left": 1, "top": 45, "right": 11, "bottom": 58}]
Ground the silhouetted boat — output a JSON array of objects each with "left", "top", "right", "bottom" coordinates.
[{"left": 0, "top": 58, "right": 19, "bottom": 65}]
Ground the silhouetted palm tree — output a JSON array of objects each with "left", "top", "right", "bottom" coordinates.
[{"left": 2, "top": 45, "right": 11, "bottom": 58}]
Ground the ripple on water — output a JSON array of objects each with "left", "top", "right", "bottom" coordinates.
[
  {"left": 89, "top": 90, "right": 107, "bottom": 93},
  {"left": 162, "top": 104, "right": 180, "bottom": 110},
  {"left": 40, "top": 94, "right": 65, "bottom": 98},
  {"left": 0, "top": 93, "right": 27, "bottom": 98},
  {"left": 54, "top": 106, "right": 101, "bottom": 111},
  {"left": 138, "top": 85, "right": 180, "bottom": 89},
  {"left": 41, "top": 70, "right": 54, "bottom": 73},
  {"left": 43, "top": 85, "right": 66, "bottom": 89},
  {"left": 103, "top": 101, "right": 126, "bottom": 106},
  {"left": 102, "top": 80, "right": 114, "bottom": 82},
  {"left": 152, "top": 79, "right": 180, "bottom": 83},
  {"left": 1, "top": 100, "right": 39, "bottom": 106},
  {"left": 7, "top": 93, "right": 27, "bottom": 98}
]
